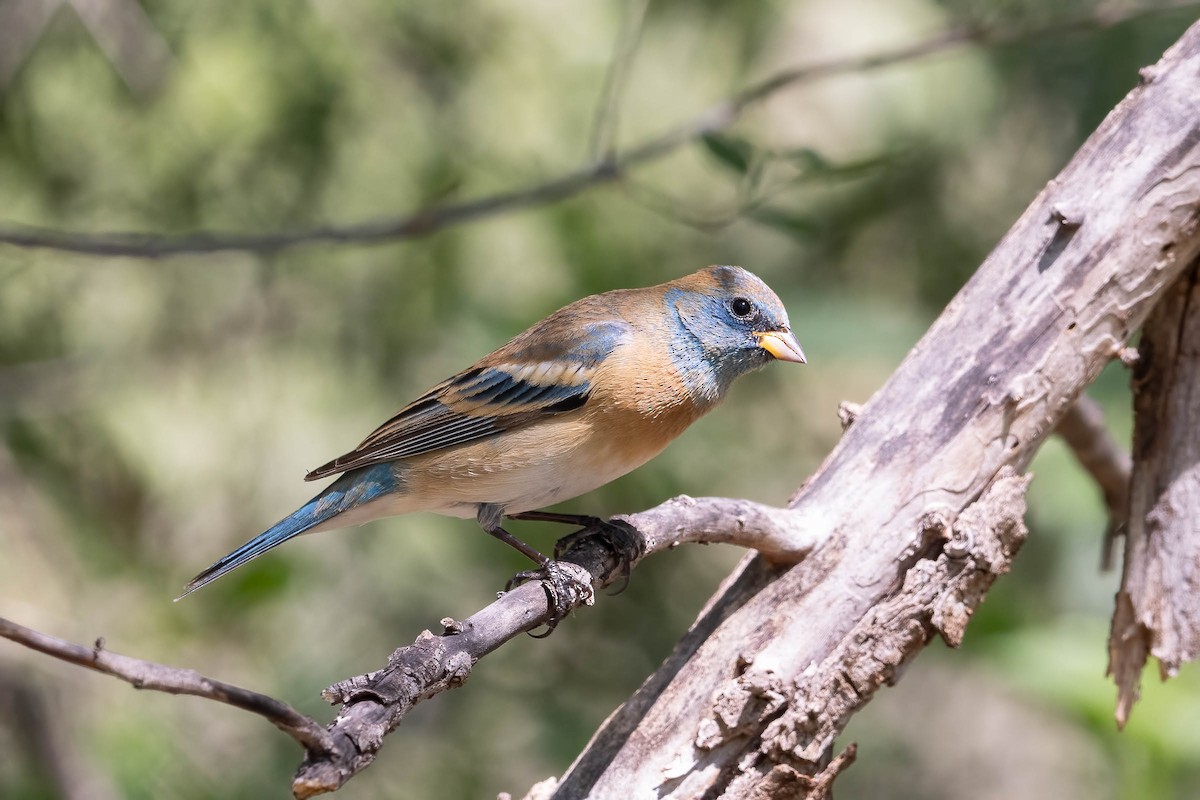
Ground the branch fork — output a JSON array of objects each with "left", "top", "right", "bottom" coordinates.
[{"left": 0, "top": 495, "right": 819, "bottom": 799}]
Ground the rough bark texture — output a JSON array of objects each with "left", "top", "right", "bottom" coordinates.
[
  {"left": 544, "top": 21, "right": 1200, "bottom": 799},
  {"left": 1109, "top": 257, "right": 1200, "bottom": 728},
  {"left": 291, "top": 497, "right": 826, "bottom": 797}
]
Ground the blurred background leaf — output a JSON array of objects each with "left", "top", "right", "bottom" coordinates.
[{"left": 1, "top": 1, "right": 1199, "bottom": 798}]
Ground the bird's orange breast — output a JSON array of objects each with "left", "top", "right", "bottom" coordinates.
[{"left": 394, "top": 355, "right": 711, "bottom": 518}]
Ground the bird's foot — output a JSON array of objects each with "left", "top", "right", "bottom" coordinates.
[
  {"left": 553, "top": 519, "right": 642, "bottom": 595},
  {"left": 505, "top": 560, "right": 595, "bottom": 637}
]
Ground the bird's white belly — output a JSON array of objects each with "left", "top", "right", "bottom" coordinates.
[
  {"left": 402, "top": 416, "right": 666, "bottom": 519},
  {"left": 436, "top": 460, "right": 619, "bottom": 517}
]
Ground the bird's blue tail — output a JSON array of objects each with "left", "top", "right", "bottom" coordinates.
[{"left": 177, "top": 464, "right": 399, "bottom": 599}]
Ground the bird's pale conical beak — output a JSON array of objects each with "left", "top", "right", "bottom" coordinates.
[{"left": 754, "top": 329, "right": 806, "bottom": 364}]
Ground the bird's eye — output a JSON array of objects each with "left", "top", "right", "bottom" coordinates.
[{"left": 730, "top": 296, "right": 754, "bottom": 319}]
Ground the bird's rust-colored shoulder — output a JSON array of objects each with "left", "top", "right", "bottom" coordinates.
[{"left": 478, "top": 292, "right": 632, "bottom": 366}]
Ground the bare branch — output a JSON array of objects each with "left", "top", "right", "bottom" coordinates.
[
  {"left": 0, "top": 1, "right": 1193, "bottom": 258},
  {"left": 292, "top": 495, "right": 823, "bottom": 798},
  {"left": 588, "top": 0, "right": 649, "bottom": 159},
  {"left": 0, "top": 494, "right": 820, "bottom": 799},
  {"left": 1054, "top": 395, "right": 1132, "bottom": 569},
  {"left": 0, "top": 616, "right": 334, "bottom": 757}
]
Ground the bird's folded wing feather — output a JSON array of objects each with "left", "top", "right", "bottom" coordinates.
[{"left": 305, "top": 317, "right": 630, "bottom": 480}]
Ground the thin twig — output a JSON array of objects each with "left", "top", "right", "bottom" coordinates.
[
  {"left": 293, "top": 495, "right": 820, "bottom": 797},
  {"left": 0, "top": 616, "right": 334, "bottom": 756},
  {"left": 1054, "top": 395, "right": 1132, "bottom": 569},
  {"left": 588, "top": 0, "right": 649, "bottom": 159},
  {"left": 0, "top": 1, "right": 1193, "bottom": 259},
  {"left": 0, "top": 495, "right": 819, "bottom": 799}
]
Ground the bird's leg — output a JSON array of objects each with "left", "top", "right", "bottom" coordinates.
[
  {"left": 476, "top": 503, "right": 551, "bottom": 565},
  {"left": 506, "top": 510, "right": 642, "bottom": 593},
  {"left": 507, "top": 510, "right": 606, "bottom": 529},
  {"left": 506, "top": 510, "right": 616, "bottom": 558},
  {"left": 507, "top": 510, "right": 607, "bottom": 557},
  {"left": 477, "top": 504, "right": 592, "bottom": 635}
]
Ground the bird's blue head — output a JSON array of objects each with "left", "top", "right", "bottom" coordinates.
[{"left": 663, "top": 265, "right": 805, "bottom": 403}]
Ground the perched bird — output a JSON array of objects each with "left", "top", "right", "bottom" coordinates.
[{"left": 181, "top": 265, "right": 804, "bottom": 597}]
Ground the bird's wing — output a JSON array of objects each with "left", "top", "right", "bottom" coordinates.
[{"left": 304, "top": 318, "right": 630, "bottom": 480}]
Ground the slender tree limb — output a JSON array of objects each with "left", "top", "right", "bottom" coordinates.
[
  {"left": 1055, "top": 395, "right": 1132, "bottom": 569},
  {"left": 292, "top": 496, "right": 825, "bottom": 798},
  {"left": 0, "top": 495, "right": 823, "bottom": 799},
  {"left": 0, "top": 616, "right": 334, "bottom": 757},
  {"left": 0, "top": 1, "right": 1194, "bottom": 258},
  {"left": 588, "top": 0, "right": 649, "bottom": 160}
]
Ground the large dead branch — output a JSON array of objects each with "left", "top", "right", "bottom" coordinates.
[
  {"left": 543, "top": 20, "right": 1200, "bottom": 799},
  {"left": 1109, "top": 257, "right": 1200, "bottom": 728}
]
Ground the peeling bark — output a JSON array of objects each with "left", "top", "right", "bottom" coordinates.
[
  {"left": 661, "top": 474, "right": 1028, "bottom": 800},
  {"left": 1109, "top": 258, "right": 1200, "bottom": 728}
]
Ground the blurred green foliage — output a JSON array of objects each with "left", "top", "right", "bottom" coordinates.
[{"left": 1, "top": 1, "right": 1198, "bottom": 798}]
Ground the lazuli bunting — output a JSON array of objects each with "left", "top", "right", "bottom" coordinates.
[{"left": 182, "top": 266, "right": 804, "bottom": 596}]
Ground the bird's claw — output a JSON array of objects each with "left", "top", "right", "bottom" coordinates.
[
  {"left": 505, "top": 560, "right": 595, "bottom": 637},
  {"left": 553, "top": 519, "right": 642, "bottom": 595}
]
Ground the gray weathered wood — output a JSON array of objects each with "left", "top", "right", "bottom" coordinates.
[
  {"left": 1109, "top": 258, "right": 1200, "bottom": 728},
  {"left": 546, "top": 20, "right": 1200, "bottom": 799}
]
